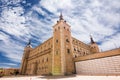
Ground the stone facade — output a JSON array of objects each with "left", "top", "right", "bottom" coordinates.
[{"left": 20, "top": 14, "right": 120, "bottom": 75}]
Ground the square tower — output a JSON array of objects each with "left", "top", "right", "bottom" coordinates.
[{"left": 52, "top": 14, "right": 75, "bottom": 75}]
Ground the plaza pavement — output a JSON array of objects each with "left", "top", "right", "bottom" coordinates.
[{"left": 0, "top": 75, "right": 120, "bottom": 80}]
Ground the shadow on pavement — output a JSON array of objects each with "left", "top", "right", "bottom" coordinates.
[{"left": 37, "top": 75, "right": 76, "bottom": 79}]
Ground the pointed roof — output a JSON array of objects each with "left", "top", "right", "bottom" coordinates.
[
  {"left": 27, "top": 39, "right": 31, "bottom": 45},
  {"left": 90, "top": 35, "right": 95, "bottom": 44},
  {"left": 59, "top": 12, "right": 64, "bottom": 20},
  {"left": 26, "top": 39, "right": 32, "bottom": 48}
]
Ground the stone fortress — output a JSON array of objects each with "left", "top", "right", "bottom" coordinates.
[{"left": 20, "top": 14, "right": 120, "bottom": 75}]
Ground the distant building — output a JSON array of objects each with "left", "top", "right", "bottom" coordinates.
[
  {"left": 3, "top": 68, "right": 19, "bottom": 76},
  {"left": 20, "top": 14, "right": 120, "bottom": 75}
]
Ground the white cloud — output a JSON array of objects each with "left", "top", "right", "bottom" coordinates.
[
  {"left": 0, "top": 63, "right": 17, "bottom": 66},
  {"left": 0, "top": 37, "right": 23, "bottom": 62},
  {"left": 32, "top": 5, "right": 46, "bottom": 16},
  {"left": 0, "top": 7, "right": 29, "bottom": 37},
  {"left": 40, "top": 0, "right": 74, "bottom": 13},
  {"left": 0, "top": 6, "right": 28, "bottom": 63},
  {"left": 99, "top": 33, "right": 120, "bottom": 51},
  {"left": 1, "top": 0, "right": 22, "bottom": 4},
  {"left": 0, "top": 32, "right": 9, "bottom": 42},
  {"left": 0, "top": 63, "right": 18, "bottom": 68}
]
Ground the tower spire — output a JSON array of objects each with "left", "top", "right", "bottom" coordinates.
[
  {"left": 90, "top": 35, "right": 95, "bottom": 44},
  {"left": 26, "top": 39, "right": 32, "bottom": 47},
  {"left": 27, "top": 39, "right": 31, "bottom": 45},
  {"left": 59, "top": 12, "right": 64, "bottom": 20}
]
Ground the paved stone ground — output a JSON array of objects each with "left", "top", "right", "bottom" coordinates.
[{"left": 0, "top": 75, "right": 120, "bottom": 80}]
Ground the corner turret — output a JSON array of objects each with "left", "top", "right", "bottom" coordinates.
[
  {"left": 20, "top": 40, "right": 32, "bottom": 74},
  {"left": 90, "top": 35, "right": 99, "bottom": 53}
]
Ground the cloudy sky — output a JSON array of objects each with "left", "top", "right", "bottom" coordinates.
[{"left": 0, "top": 0, "right": 120, "bottom": 68}]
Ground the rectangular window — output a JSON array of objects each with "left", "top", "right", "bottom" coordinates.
[
  {"left": 67, "top": 49, "right": 70, "bottom": 54},
  {"left": 56, "top": 39, "right": 58, "bottom": 43},
  {"left": 46, "top": 58, "right": 48, "bottom": 62}
]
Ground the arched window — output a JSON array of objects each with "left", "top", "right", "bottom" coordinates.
[
  {"left": 83, "top": 52, "right": 86, "bottom": 55},
  {"left": 56, "top": 39, "right": 58, "bottom": 43},
  {"left": 66, "top": 39, "right": 69, "bottom": 42},
  {"left": 67, "top": 49, "right": 70, "bottom": 54}
]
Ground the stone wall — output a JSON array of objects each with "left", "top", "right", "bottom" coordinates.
[{"left": 75, "top": 48, "right": 120, "bottom": 75}]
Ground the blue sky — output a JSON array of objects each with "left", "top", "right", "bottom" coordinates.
[{"left": 0, "top": 0, "right": 120, "bottom": 68}]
